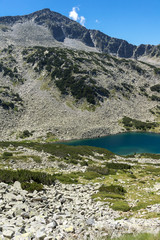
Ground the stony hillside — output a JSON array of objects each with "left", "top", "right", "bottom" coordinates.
[
  {"left": 0, "top": 142, "right": 160, "bottom": 239},
  {"left": 1, "top": 44, "right": 160, "bottom": 140}
]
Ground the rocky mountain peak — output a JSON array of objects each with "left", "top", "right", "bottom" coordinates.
[{"left": 0, "top": 9, "right": 160, "bottom": 62}]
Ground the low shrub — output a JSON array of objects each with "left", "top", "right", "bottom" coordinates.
[
  {"left": 66, "top": 158, "right": 79, "bottom": 165},
  {"left": 99, "top": 184, "right": 127, "bottom": 195},
  {"left": 151, "top": 95, "right": 160, "bottom": 101},
  {"left": 0, "top": 169, "right": 55, "bottom": 185},
  {"left": 150, "top": 84, "right": 160, "bottom": 93},
  {"left": 111, "top": 200, "right": 131, "bottom": 212},
  {"left": 55, "top": 172, "right": 79, "bottom": 184},
  {"left": 2, "top": 152, "right": 13, "bottom": 159},
  {"left": 128, "top": 173, "right": 137, "bottom": 179},
  {"left": 154, "top": 68, "right": 160, "bottom": 75},
  {"left": 21, "top": 182, "right": 43, "bottom": 192},
  {"left": 122, "top": 116, "right": 158, "bottom": 130},
  {"left": 105, "top": 162, "right": 131, "bottom": 170},
  {"left": 80, "top": 160, "right": 88, "bottom": 166},
  {"left": 20, "top": 130, "right": 33, "bottom": 138}
]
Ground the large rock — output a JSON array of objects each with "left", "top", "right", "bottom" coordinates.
[
  {"left": 13, "top": 181, "right": 22, "bottom": 190},
  {"left": 35, "top": 230, "right": 46, "bottom": 240},
  {"left": 3, "top": 229, "right": 15, "bottom": 239},
  {"left": 86, "top": 218, "right": 95, "bottom": 226}
]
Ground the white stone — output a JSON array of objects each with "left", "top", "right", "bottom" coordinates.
[
  {"left": 35, "top": 230, "right": 46, "bottom": 240},
  {"left": 13, "top": 181, "right": 22, "bottom": 190},
  {"left": 3, "top": 229, "right": 15, "bottom": 239}
]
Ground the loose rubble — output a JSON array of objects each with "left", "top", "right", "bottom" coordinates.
[{"left": 0, "top": 180, "right": 160, "bottom": 240}]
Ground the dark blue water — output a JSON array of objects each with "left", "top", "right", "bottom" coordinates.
[{"left": 63, "top": 132, "right": 160, "bottom": 155}]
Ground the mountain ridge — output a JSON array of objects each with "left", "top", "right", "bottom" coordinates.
[{"left": 0, "top": 8, "right": 160, "bottom": 61}]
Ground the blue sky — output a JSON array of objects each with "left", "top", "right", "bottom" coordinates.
[{"left": 0, "top": 0, "right": 160, "bottom": 46}]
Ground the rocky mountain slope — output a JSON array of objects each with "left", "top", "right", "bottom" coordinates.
[
  {"left": 0, "top": 8, "right": 160, "bottom": 62},
  {"left": 1, "top": 44, "right": 160, "bottom": 140},
  {"left": 0, "top": 9, "right": 160, "bottom": 140}
]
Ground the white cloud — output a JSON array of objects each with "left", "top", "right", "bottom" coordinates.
[
  {"left": 69, "top": 7, "right": 79, "bottom": 21},
  {"left": 69, "top": 7, "right": 86, "bottom": 26},
  {"left": 95, "top": 19, "right": 99, "bottom": 23},
  {"left": 80, "top": 16, "right": 85, "bottom": 26}
]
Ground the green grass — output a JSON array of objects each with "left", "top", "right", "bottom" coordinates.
[
  {"left": 92, "top": 192, "right": 125, "bottom": 201},
  {"left": 92, "top": 184, "right": 128, "bottom": 207},
  {"left": 140, "top": 153, "right": 160, "bottom": 159},
  {"left": 55, "top": 172, "right": 80, "bottom": 184},
  {"left": 145, "top": 166, "right": 160, "bottom": 175},
  {"left": 0, "top": 154, "right": 42, "bottom": 163},
  {"left": 108, "top": 232, "right": 160, "bottom": 240},
  {"left": 83, "top": 171, "right": 102, "bottom": 180},
  {"left": 87, "top": 166, "right": 110, "bottom": 175},
  {"left": 111, "top": 200, "right": 130, "bottom": 212}
]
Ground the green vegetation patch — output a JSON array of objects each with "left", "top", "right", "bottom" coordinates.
[
  {"left": 23, "top": 46, "right": 110, "bottom": 105},
  {"left": 19, "top": 130, "right": 33, "bottom": 139},
  {"left": 92, "top": 184, "right": 127, "bottom": 206},
  {"left": 122, "top": 116, "right": 158, "bottom": 131},
  {"left": 2, "top": 151, "right": 13, "bottom": 159},
  {"left": 151, "top": 95, "right": 160, "bottom": 102},
  {"left": 55, "top": 72, "right": 110, "bottom": 105},
  {"left": 0, "top": 169, "right": 55, "bottom": 185},
  {"left": 87, "top": 166, "right": 110, "bottom": 175},
  {"left": 154, "top": 68, "right": 160, "bottom": 75},
  {"left": 0, "top": 60, "right": 24, "bottom": 84},
  {"left": 99, "top": 184, "right": 127, "bottom": 195},
  {"left": 111, "top": 200, "right": 131, "bottom": 212},
  {"left": 55, "top": 172, "right": 80, "bottom": 184},
  {"left": 140, "top": 153, "right": 160, "bottom": 159},
  {"left": 0, "top": 142, "right": 115, "bottom": 160},
  {"left": 0, "top": 87, "right": 23, "bottom": 111},
  {"left": 110, "top": 232, "right": 160, "bottom": 240},
  {"left": 150, "top": 84, "right": 160, "bottom": 93},
  {"left": 21, "top": 182, "right": 43, "bottom": 192},
  {"left": 105, "top": 162, "right": 131, "bottom": 170},
  {"left": 144, "top": 166, "right": 160, "bottom": 176},
  {"left": 121, "top": 83, "right": 134, "bottom": 93},
  {"left": 92, "top": 192, "right": 125, "bottom": 201},
  {"left": 83, "top": 171, "right": 102, "bottom": 180}
]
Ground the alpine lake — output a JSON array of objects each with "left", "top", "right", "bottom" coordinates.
[{"left": 63, "top": 132, "right": 160, "bottom": 155}]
